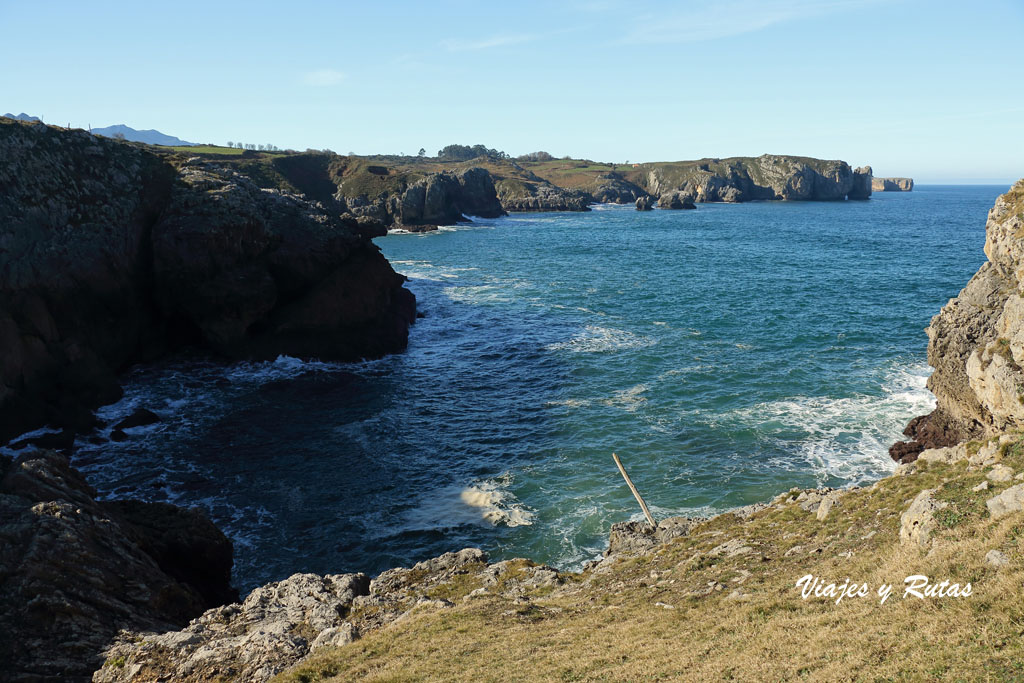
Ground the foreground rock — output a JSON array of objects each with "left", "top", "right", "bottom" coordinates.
[
  {"left": 0, "top": 451, "right": 235, "bottom": 682},
  {"left": 95, "top": 547, "right": 567, "bottom": 683},
  {"left": 893, "top": 180, "right": 1024, "bottom": 460},
  {"left": 872, "top": 177, "right": 914, "bottom": 191},
  {"left": 0, "top": 119, "right": 415, "bottom": 443}
]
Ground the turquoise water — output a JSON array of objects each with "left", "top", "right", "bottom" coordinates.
[{"left": 60, "top": 186, "right": 1005, "bottom": 590}]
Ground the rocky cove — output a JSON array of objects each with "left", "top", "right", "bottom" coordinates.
[{"left": 1, "top": 116, "right": 1021, "bottom": 680}]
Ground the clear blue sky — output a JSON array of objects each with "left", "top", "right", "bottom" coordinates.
[{"left": 2, "top": 0, "right": 1021, "bottom": 183}]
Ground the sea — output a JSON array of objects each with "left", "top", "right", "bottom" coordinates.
[{"left": 32, "top": 185, "right": 1009, "bottom": 591}]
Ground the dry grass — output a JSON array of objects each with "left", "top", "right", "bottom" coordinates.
[{"left": 274, "top": 443, "right": 1024, "bottom": 682}]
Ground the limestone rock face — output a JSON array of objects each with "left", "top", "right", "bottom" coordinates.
[
  {"left": 644, "top": 155, "right": 865, "bottom": 203},
  {"left": 496, "top": 178, "right": 592, "bottom": 212},
  {"left": 0, "top": 119, "right": 416, "bottom": 443},
  {"left": 0, "top": 451, "right": 236, "bottom": 682},
  {"left": 872, "top": 177, "right": 914, "bottom": 192},
  {"left": 850, "top": 166, "right": 873, "bottom": 200},
  {"left": 589, "top": 172, "right": 646, "bottom": 204},
  {"left": 893, "top": 181, "right": 1024, "bottom": 460}
]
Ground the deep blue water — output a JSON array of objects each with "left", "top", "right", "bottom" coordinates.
[{"left": 32, "top": 185, "right": 1007, "bottom": 591}]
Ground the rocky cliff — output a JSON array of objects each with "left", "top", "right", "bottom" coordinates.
[
  {"left": 0, "top": 450, "right": 236, "bottom": 682},
  {"left": 641, "top": 155, "right": 872, "bottom": 203},
  {"left": 0, "top": 119, "right": 415, "bottom": 444},
  {"left": 337, "top": 166, "right": 507, "bottom": 231},
  {"left": 872, "top": 177, "right": 914, "bottom": 192},
  {"left": 891, "top": 180, "right": 1024, "bottom": 462}
]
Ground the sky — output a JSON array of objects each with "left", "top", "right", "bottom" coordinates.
[{"left": 1, "top": 0, "right": 1021, "bottom": 183}]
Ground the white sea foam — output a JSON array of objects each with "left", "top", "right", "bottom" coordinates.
[
  {"left": 402, "top": 474, "right": 535, "bottom": 530},
  {"left": 732, "top": 361, "right": 935, "bottom": 485},
  {"left": 546, "top": 325, "right": 655, "bottom": 354}
]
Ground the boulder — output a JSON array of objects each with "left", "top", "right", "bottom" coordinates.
[
  {"left": 987, "top": 483, "right": 1024, "bottom": 520},
  {"left": 899, "top": 489, "right": 947, "bottom": 549},
  {"left": 605, "top": 516, "right": 697, "bottom": 557},
  {"left": 635, "top": 195, "right": 654, "bottom": 211}
]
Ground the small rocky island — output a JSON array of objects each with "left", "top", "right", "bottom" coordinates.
[{"left": 872, "top": 176, "right": 914, "bottom": 191}]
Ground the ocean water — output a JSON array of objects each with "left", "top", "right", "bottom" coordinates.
[{"left": 53, "top": 186, "right": 1006, "bottom": 591}]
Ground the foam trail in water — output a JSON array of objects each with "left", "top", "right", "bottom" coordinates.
[{"left": 546, "top": 325, "right": 655, "bottom": 353}]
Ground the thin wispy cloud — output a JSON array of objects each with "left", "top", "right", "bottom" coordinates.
[
  {"left": 441, "top": 33, "right": 539, "bottom": 52},
  {"left": 301, "top": 69, "right": 346, "bottom": 86},
  {"left": 621, "top": 0, "right": 886, "bottom": 44}
]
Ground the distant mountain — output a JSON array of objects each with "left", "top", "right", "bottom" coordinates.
[
  {"left": 90, "top": 124, "right": 196, "bottom": 147},
  {"left": 3, "top": 113, "right": 41, "bottom": 122}
]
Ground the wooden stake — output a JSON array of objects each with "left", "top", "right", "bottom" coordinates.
[{"left": 612, "top": 453, "right": 657, "bottom": 528}]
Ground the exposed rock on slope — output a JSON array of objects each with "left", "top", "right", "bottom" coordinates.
[
  {"left": 872, "top": 177, "right": 914, "bottom": 192},
  {"left": 94, "top": 548, "right": 569, "bottom": 683},
  {"left": 892, "top": 180, "right": 1024, "bottom": 461},
  {"left": 0, "top": 450, "right": 236, "bottom": 682},
  {"left": 0, "top": 119, "right": 415, "bottom": 443}
]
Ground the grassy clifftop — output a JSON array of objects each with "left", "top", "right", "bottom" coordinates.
[{"left": 278, "top": 439, "right": 1024, "bottom": 682}]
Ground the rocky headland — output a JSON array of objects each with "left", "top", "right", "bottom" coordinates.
[
  {"left": 170, "top": 144, "right": 876, "bottom": 235},
  {"left": 872, "top": 177, "right": 914, "bottom": 192},
  {"left": 0, "top": 118, "right": 415, "bottom": 444}
]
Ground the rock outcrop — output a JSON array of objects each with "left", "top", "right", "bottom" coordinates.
[
  {"left": 95, "top": 548, "right": 567, "bottom": 683},
  {"left": 587, "top": 172, "right": 646, "bottom": 204},
  {"left": 635, "top": 195, "right": 654, "bottom": 211},
  {"left": 892, "top": 180, "right": 1024, "bottom": 461},
  {"left": 657, "top": 190, "right": 697, "bottom": 210},
  {"left": 643, "top": 155, "right": 870, "bottom": 203},
  {"left": 341, "top": 168, "right": 506, "bottom": 231},
  {"left": 0, "top": 450, "right": 236, "bottom": 682},
  {"left": 872, "top": 177, "right": 914, "bottom": 192},
  {"left": 850, "top": 166, "right": 873, "bottom": 200},
  {"left": 494, "top": 178, "right": 592, "bottom": 212},
  {"left": 0, "top": 119, "right": 416, "bottom": 443}
]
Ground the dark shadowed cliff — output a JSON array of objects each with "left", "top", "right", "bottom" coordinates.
[{"left": 0, "top": 119, "right": 415, "bottom": 443}]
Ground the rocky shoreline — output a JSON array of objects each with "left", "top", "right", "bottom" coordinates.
[{"left": 4, "top": 115, "right": 1013, "bottom": 680}]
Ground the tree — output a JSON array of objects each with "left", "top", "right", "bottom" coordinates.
[
  {"left": 516, "top": 151, "right": 554, "bottom": 162},
  {"left": 227, "top": 141, "right": 234, "bottom": 148},
  {"left": 437, "top": 143, "right": 507, "bottom": 161},
  {"left": 418, "top": 148, "right": 426, "bottom": 157}
]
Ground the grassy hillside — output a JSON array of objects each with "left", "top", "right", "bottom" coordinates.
[{"left": 277, "top": 439, "right": 1024, "bottom": 682}]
